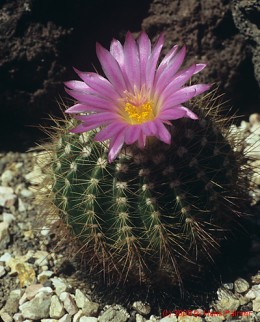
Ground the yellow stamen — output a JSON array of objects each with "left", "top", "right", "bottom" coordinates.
[
  {"left": 121, "top": 86, "right": 156, "bottom": 125},
  {"left": 124, "top": 101, "right": 154, "bottom": 124}
]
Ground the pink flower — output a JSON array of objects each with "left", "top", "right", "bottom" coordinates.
[{"left": 65, "top": 32, "right": 210, "bottom": 162}]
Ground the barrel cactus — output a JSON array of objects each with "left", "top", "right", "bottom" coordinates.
[{"left": 39, "top": 32, "right": 250, "bottom": 288}]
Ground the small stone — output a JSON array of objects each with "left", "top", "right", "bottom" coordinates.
[
  {"left": 59, "top": 314, "right": 72, "bottom": 322},
  {"left": 0, "top": 186, "right": 16, "bottom": 207},
  {"left": 38, "top": 286, "right": 53, "bottom": 294},
  {"left": 98, "top": 305, "right": 129, "bottom": 322},
  {"left": 41, "top": 226, "right": 50, "bottom": 236},
  {"left": 41, "top": 320, "right": 59, "bottom": 322},
  {"left": 252, "top": 273, "right": 260, "bottom": 284},
  {"left": 25, "top": 283, "right": 44, "bottom": 300},
  {"left": 7, "top": 258, "right": 36, "bottom": 287},
  {"left": 60, "top": 292, "right": 78, "bottom": 315},
  {"left": 18, "top": 198, "right": 26, "bottom": 212},
  {"left": 160, "top": 314, "right": 178, "bottom": 321},
  {"left": 1, "top": 170, "right": 14, "bottom": 186},
  {"left": 20, "top": 188, "right": 33, "bottom": 198},
  {"left": 136, "top": 313, "right": 147, "bottom": 322},
  {"left": 249, "top": 113, "right": 260, "bottom": 125},
  {"left": 0, "top": 222, "right": 10, "bottom": 248},
  {"left": 255, "top": 312, "right": 260, "bottom": 322},
  {"left": 245, "top": 289, "right": 256, "bottom": 300},
  {"left": 234, "top": 278, "right": 250, "bottom": 293},
  {"left": 82, "top": 300, "right": 99, "bottom": 317},
  {"left": 0, "top": 265, "right": 6, "bottom": 277},
  {"left": 213, "top": 288, "right": 240, "bottom": 313},
  {"left": 75, "top": 289, "right": 88, "bottom": 309},
  {"left": 245, "top": 134, "right": 260, "bottom": 159},
  {"left": 239, "top": 295, "right": 251, "bottom": 305},
  {"left": 19, "top": 291, "right": 52, "bottom": 319},
  {"left": 19, "top": 292, "right": 28, "bottom": 305},
  {"left": 13, "top": 313, "right": 24, "bottom": 322},
  {"left": 177, "top": 316, "right": 203, "bottom": 321},
  {"left": 147, "top": 315, "right": 161, "bottom": 321},
  {"left": 223, "top": 283, "right": 233, "bottom": 291},
  {"left": 132, "top": 301, "right": 151, "bottom": 315},
  {"left": 250, "top": 123, "right": 260, "bottom": 136},
  {"left": 73, "top": 309, "right": 83, "bottom": 322},
  {"left": 240, "top": 120, "right": 250, "bottom": 132},
  {"left": 0, "top": 312, "right": 12, "bottom": 322},
  {"left": 50, "top": 295, "right": 65, "bottom": 319},
  {"left": 252, "top": 171, "right": 260, "bottom": 186},
  {"left": 51, "top": 277, "right": 68, "bottom": 296},
  {"left": 205, "top": 317, "right": 224, "bottom": 322},
  {"left": 3, "top": 289, "right": 22, "bottom": 314},
  {"left": 251, "top": 285, "right": 260, "bottom": 298},
  {"left": 38, "top": 270, "right": 54, "bottom": 283},
  {"left": 79, "top": 318, "right": 98, "bottom": 322},
  {"left": 2, "top": 212, "right": 15, "bottom": 224},
  {"left": 253, "top": 296, "right": 260, "bottom": 312},
  {"left": 34, "top": 250, "right": 49, "bottom": 266},
  {"left": 0, "top": 252, "right": 12, "bottom": 263}
]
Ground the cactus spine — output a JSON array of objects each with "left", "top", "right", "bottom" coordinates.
[{"left": 40, "top": 90, "right": 250, "bottom": 287}]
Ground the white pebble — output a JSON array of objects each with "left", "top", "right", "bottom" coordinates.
[
  {"left": 0, "top": 265, "right": 6, "bottom": 277},
  {"left": 0, "top": 252, "right": 12, "bottom": 263},
  {"left": 1, "top": 170, "right": 14, "bottom": 186},
  {"left": 3, "top": 212, "right": 15, "bottom": 224}
]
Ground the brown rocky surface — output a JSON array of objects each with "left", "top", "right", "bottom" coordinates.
[{"left": 142, "top": 0, "right": 259, "bottom": 115}]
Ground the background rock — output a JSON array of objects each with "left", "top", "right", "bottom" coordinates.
[
  {"left": 231, "top": 0, "right": 260, "bottom": 87},
  {"left": 0, "top": 0, "right": 150, "bottom": 151},
  {"left": 142, "top": 0, "right": 259, "bottom": 116}
]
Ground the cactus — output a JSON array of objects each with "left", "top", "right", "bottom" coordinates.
[
  {"left": 39, "top": 89, "right": 250, "bottom": 287},
  {"left": 38, "top": 32, "right": 251, "bottom": 288}
]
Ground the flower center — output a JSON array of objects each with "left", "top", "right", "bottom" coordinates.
[
  {"left": 124, "top": 101, "right": 154, "bottom": 124},
  {"left": 121, "top": 87, "right": 155, "bottom": 125}
]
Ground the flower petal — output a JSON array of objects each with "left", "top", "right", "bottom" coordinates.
[
  {"left": 140, "top": 121, "right": 157, "bottom": 136},
  {"left": 163, "top": 84, "right": 211, "bottom": 109},
  {"left": 137, "top": 32, "right": 151, "bottom": 85},
  {"left": 146, "top": 34, "right": 164, "bottom": 91},
  {"left": 64, "top": 80, "right": 91, "bottom": 91},
  {"left": 73, "top": 69, "right": 119, "bottom": 99},
  {"left": 159, "top": 105, "right": 198, "bottom": 120},
  {"left": 96, "top": 43, "right": 127, "bottom": 93},
  {"left": 138, "top": 133, "right": 146, "bottom": 148},
  {"left": 154, "top": 46, "right": 186, "bottom": 92},
  {"left": 194, "top": 63, "right": 207, "bottom": 74},
  {"left": 125, "top": 125, "right": 142, "bottom": 145},
  {"left": 75, "top": 112, "right": 118, "bottom": 125},
  {"left": 94, "top": 122, "right": 126, "bottom": 141},
  {"left": 65, "top": 103, "right": 105, "bottom": 114},
  {"left": 159, "top": 64, "right": 197, "bottom": 98},
  {"left": 110, "top": 39, "right": 132, "bottom": 91},
  {"left": 110, "top": 39, "right": 124, "bottom": 65},
  {"left": 156, "top": 45, "right": 178, "bottom": 78},
  {"left": 154, "top": 120, "right": 171, "bottom": 144},
  {"left": 123, "top": 32, "right": 141, "bottom": 91},
  {"left": 108, "top": 133, "right": 125, "bottom": 162},
  {"left": 64, "top": 88, "right": 115, "bottom": 110}
]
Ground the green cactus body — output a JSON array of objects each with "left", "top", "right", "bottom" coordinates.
[{"left": 43, "top": 93, "right": 249, "bottom": 286}]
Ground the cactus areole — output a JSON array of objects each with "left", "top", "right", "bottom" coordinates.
[{"left": 42, "top": 32, "right": 250, "bottom": 287}]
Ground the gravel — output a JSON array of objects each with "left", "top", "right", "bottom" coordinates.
[{"left": 0, "top": 115, "right": 260, "bottom": 321}]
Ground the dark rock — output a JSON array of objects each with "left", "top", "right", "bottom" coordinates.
[
  {"left": 231, "top": 0, "right": 260, "bottom": 87},
  {"left": 142, "top": 0, "right": 259, "bottom": 117},
  {"left": 0, "top": 0, "right": 150, "bottom": 151}
]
